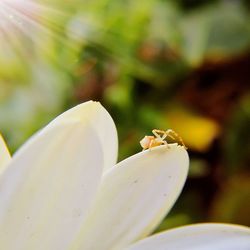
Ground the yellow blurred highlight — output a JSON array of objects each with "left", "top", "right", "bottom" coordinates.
[{"left": 167, "top": 109, "right": 220, "bottom": 152}]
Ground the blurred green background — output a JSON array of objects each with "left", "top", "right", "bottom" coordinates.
[{"left": 0, "top": 0, "right": 249, "bottom": 231}]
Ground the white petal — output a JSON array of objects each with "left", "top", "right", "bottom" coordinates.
[
  {"left": 126, "top": 223, "right": 250, "bottom": 250},
  {"left": 71, "top": 144, "right": 189, "bottom": 250},
  {"left": 0, "top": 103, "right": 105, "bottom": 250},
  {"left": 52, "top": 101, "right": 118, "bottom": 172},
  {"left": 0, "top": 134, "right": 11, "bottom": 174}
]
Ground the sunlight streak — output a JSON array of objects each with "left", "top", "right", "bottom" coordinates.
[
  {"left": 0, "top": 0, "right": 126, "bottom": 73},
  {"left": 0, "top": 0, "right": 78, "bottom": 69}
]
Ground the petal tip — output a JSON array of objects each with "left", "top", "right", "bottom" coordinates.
[{"left": 143, "top": 143, "right": 189, "bottom": 164}]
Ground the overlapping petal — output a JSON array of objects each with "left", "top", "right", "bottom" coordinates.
[
  {"left": 126, "top": 223, "right": 250, "bottom": 250},
  {"left": 0, "top": 134, "right": 11, "bottom": 174},
  {"left": 71, "top": 144, "right": 189, "bottom": 250},
  {"left": 51, "top": 101, "right": 118, "bottom": 172},
  {"left": 0, "top": 102, "right": 116, "bottom": 250}
]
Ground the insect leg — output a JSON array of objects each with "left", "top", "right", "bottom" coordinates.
[
  {"left": 153, "top": 129, "right": 170, "bottom": 148},
  {"left": 166, "top": 129, "right": 187, "bottom": 148},
  {"left": 152, "top": 129, "right": 164, "bottom": 139}
]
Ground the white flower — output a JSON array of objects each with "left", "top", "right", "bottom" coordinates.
[{"left": 0, "top": 101, "right": 249, "bottom": 250}]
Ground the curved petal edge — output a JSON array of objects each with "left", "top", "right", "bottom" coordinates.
[
  {"left": 71, "top": 144, "right": 189, "bottom": 250},
  {"left": 126, "top": 223, "right": 250, "bottom": 250},
  {"left": 49, "top": 101, "right": 118, "bottom": 172}
]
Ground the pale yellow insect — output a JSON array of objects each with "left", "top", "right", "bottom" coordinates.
[{"left": 140, "top": 129, "right": 186, "bottom": 150}]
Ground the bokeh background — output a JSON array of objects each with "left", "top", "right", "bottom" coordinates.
[{"left": 0, "top": 0, "right": 249, "bottom": 231}]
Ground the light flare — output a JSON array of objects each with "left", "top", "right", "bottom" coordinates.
[{"left": 0, "top": 0, "right": 76, "bottom": 67}]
